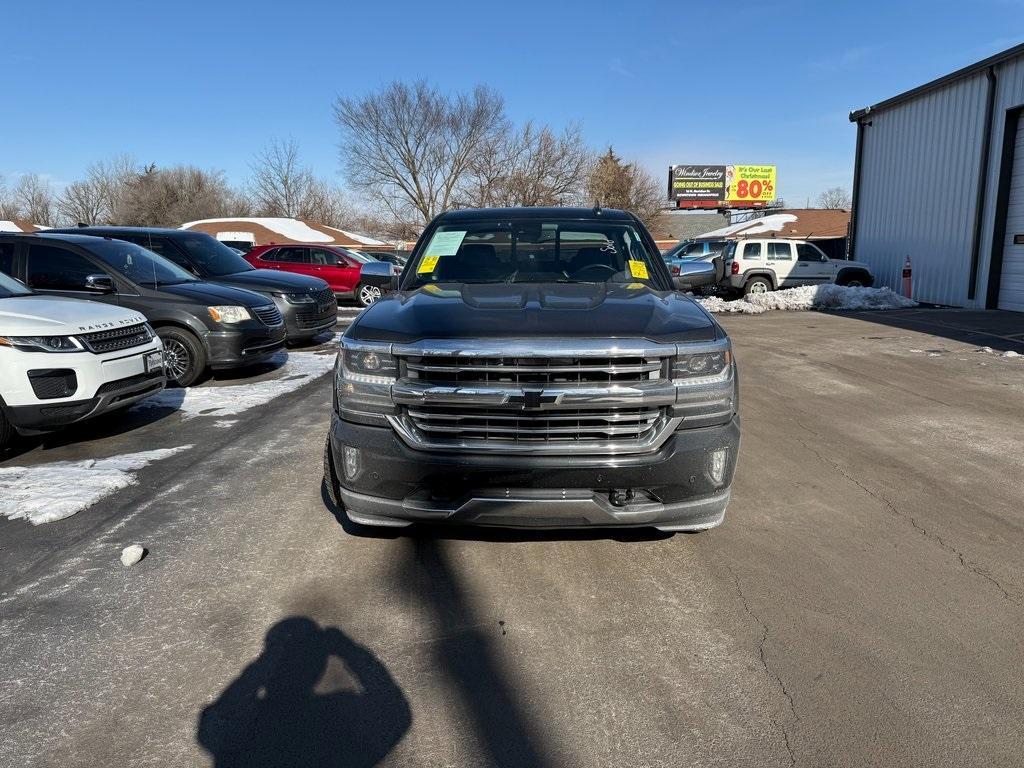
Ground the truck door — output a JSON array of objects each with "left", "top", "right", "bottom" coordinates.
[
  {"left": 767, "top": 242, "right": 796, "bottom": 287},
  {"left": 795, "top": 242, "right": 833, "bottom": 285}
]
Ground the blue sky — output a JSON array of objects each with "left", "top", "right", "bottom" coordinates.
[{"left": 2, "top": 0, "right": 1021, "bottom": 209}]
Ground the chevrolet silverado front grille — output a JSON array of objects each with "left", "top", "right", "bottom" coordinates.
[{"left": 402, "top": 355, "right": 664, "bottom": 385}]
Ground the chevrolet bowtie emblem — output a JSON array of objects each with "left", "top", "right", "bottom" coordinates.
[{"left": 508, "top": 390, "right": 559, "bottom": 409}]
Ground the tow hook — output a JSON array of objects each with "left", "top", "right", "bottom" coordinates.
[{"left": 609, "top": 488, "right": 635, "bottom": 507}]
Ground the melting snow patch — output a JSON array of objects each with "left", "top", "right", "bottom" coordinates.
[
  {"left": 120, "top": 545, "right": 146, "bottom": 567},
  {"left": 697, "top": 285, "right": 917, "bottom": 314},
  {"left": 0, "top": 447, "right": 191, "bottom": 525},
  {"left": 136, "top": 350, "right": 336, "bottom": 420},
  {"left": 1002, "top": 350, "right": 1021, "bottom": 358}
]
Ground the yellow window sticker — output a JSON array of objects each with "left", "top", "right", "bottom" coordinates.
[
  {"left": 628, "top": 260, "right": 649, "bottom": 279},
  {"left": 418, "top": 255, "right": 440, "bottom": 274}
]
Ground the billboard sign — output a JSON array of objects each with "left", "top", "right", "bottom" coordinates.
[{"left": 670, "top": 164, "right": 777, "bottom": 208}]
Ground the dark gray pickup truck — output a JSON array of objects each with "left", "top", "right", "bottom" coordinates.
[{"left": 324, "top": 207, "right": 739, "bottom": 532}]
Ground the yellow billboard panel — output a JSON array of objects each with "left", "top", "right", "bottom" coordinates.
[{"left": 725, "top": 165, "right": 776, "bottom": 203}]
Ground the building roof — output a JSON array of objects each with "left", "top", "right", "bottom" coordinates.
[
  {"left": 696, "top": 209, "right": 850, "bottom": 240},
  {"left": 179, "top": 217, "right": 390, "bottom": 249},
  {"left": 850, "top": 41, "right": 1024, "bottom": 121},
  {"left": 0, "top": 219, "right": 48, "bottom": 233}
]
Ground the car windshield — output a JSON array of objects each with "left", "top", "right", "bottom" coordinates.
[
  {"left": 85, "top": 238, "right": 197, "bottom": 286},
  {"left": 177, "top": 233, "right": 255, "bottom": 276},
  {"left": 406, "top": 220, "right": 663, "bottom": 287},
  {"left": 344, "top": 249, "right": 374, "bottom": 264},
  {"left": 0, "top": 271, "right": 32, "bottom": 297}
]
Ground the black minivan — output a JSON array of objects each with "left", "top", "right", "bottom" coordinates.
[
  {"left": 0, "top": 233, "right": 287, "bottom": 386},
  {"left": 48, "top": 227, "right": 337, "bottom": 343}
]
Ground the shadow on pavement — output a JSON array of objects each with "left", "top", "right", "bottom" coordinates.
[
  {"left": 392, "top": 536, "right": 560, "bottom": 767},
  {"left": 197, "top": 617, "right": 411, "bottom": 768},
  {"left": 321, "top": 481, "right": 672, "bottom": 544},
  {"left": 837, "top": 308, "right": 1024, "bottom": 353}
]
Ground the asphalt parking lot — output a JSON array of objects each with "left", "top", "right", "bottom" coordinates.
[{"left": 1, "top": 308, "right": 1022, "bottom": 767}]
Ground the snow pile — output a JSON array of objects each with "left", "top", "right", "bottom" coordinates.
[
  {"left": 978, "top": 346, "right": 1023, "bottom": 358},
  {"left": 324, "top": 226, "right": 388, "bottom": 246},
  {"left": 0, "top": 447, "right": 190, "bottom": 525},
  {"left": 120, "top": 545, "right": 146, "bottom": 567},
  {"left": 180, "top": 217, "right": 334, "bottom": 243},
  {"left": 135, "top": 349, "right": 335, "bottom": 420},
  {"left": 697, "top": 285, "right": 917, "bottom": 314}
]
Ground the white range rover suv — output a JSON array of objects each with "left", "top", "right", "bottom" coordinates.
[
  {"left": 723, "top": 238, "right": 874, "bottom": 296},
  {"left": 0, "top": 269, "right": 165, "bottom": 450}
]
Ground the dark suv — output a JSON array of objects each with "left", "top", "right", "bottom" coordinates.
[
  {"left": 48, "top": 227, "right": 337, "bottom": 343},
  {"left": 0, "top": 233, "right": 287, "bottom": 386},
  {"left": 324, "top": 207, "right": 739, "bottom": 533}
]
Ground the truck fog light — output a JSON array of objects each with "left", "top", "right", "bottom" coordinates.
[
  {"left": 707, "top": 447, "right": 729, "bottom": 486},
  {"left": 342, "top": 446, "right": 361, "bottom": 480}
]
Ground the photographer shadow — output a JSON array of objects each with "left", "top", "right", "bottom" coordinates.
[{"left": 197, "top": 617, "right": 411, "bottom": 768}]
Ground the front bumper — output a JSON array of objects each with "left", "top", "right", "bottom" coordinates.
[
  {"left": 4, "top": 369, "right": 165, "bottom": 433},
  {"left": 206, "top": 323, "right": 287, "bottom": 369},
  {"left": 329, "top": 413, "right": 739, "bottom": 531}
]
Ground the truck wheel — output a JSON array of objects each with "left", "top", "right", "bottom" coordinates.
[
  {"left": 0, "top": 408, "right": 15, "bottom": 452},
  {"left": 744, "top": 277, "right": 772, "bottom": 296},
  {"left": 323, "top": 437, "right": 341, "bottom": 509},
  {"left": 157, "top": 327, "right": 207, "bottom": 387},
  {"left": 356, "top": 283, "right": 382, "bottom": 307}
]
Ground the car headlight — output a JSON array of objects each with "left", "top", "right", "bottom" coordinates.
[
  {"left": 342, "top": 346, "right": 398, "bottom": 384},
  {"left": 207, "top": 305, "right": 252, "bottom": 323},
  {"left": 0, "top": 335, "right": 85, "bottom": 353},
  {"left": 284, "top": 293, "right": 316, "bottom": 305},
  {"left": 672, "top": 350, "right": 731, "bottom": 383}
]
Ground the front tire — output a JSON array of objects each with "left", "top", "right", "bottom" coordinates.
[
  {"left": 157, "top": 327, "right": 207, "bottom": 387},
  {"left": 356, "top": 283, "right": 382, "bottom": 308},
  {"left": 744, "top": 276, "right": 773, "bottom": 296}
]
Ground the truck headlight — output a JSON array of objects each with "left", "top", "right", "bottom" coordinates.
[
  {"left": 207, "top": 306, "right": 251, "bottom": 323},
  {"left": 342, "top": 347, "right": 398, "bottom": 384},
  {"left": 672, "top": 350, "right": 731, "bottom": 384},
  {"left": 0, "top": 335, "right": 85, "bottom": 353},
  {"left": 284, "top": 293, "right": 316, "bottom": 305}
]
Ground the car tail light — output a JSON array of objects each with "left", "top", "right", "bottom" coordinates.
[
  {"left": 671, "top": 264, "right": 680, "bottom": 276},
  {"left": 730, "top": 261, "right": 739, "bottom": 275}
]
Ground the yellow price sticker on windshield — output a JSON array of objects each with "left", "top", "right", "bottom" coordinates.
[
  {"left": 418, "top": 255, "right": 440, "bottom": 274},
  {"left": 628, "top": 260, "right": 649, "bottom": 279}
]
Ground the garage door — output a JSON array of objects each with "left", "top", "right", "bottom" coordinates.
[{"left": 999, "top": 119, "right": 1024, "bottom": 311}]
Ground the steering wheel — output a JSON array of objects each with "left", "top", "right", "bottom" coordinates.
[{"left": 571, "top": 263, "right": 618, "bottom": 280}]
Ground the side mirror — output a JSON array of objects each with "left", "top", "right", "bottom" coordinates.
[
  {"left": 84, "top": 274, "right": 116, "bottom": 293},
  {"left": 359, "top": 260, "right": 392, "bottom": 280},
  {"left": 672, "top": 261, "right": 717, "bottom": 290}
]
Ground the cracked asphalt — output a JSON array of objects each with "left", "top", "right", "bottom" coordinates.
[{"left": 1, "top": 309, "right": 1022, "bottom": 767}]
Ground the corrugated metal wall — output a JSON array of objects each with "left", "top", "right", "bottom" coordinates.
[
  {"left": 853, "top": 73, "right": 988, "bottom": 306},
  {"left": 853, "top": 54, "right": 1024, "bottom": 308}
]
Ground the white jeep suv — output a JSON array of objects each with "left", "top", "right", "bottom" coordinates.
[
  {"left": 0, "top": 269, "right": 165, "bottom": 450},
  {"left": 723, "top": 239, "right": 874, "bottom": 296}
]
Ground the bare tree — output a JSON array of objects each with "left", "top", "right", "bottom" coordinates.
[
  {"left": 248, "top": 138, "right": 348, "bottom": 224},
  {"left": 14, "top": 174, "right": 56, "bottom": 226},
  {"left": 817, "top": 187, "right": 852, "bottom": 209},
  {"left": 586, "top": 148, "right": 664, "bottom": 228},
  {"left": 334, "top": 80, "right": 506, "bottom": 229},
  {"left": 0, "top": 175, "right": 20, "bottom": 219},
  {"left": 57, "top": 178, "right": 106, "bottom": 225},
  {"left": 463, "top": 122, "right": 590, "bottom": 208},
  {"left": 116, "top": 165, "right": 238, "bottom": 227}
]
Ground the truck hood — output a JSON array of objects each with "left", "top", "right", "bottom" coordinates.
[
  {"left": 0, "top": 295, "right": 148, "bottom": 335},
  {"left": 349, "top": 282, "right": 719, "bottom": 344},
  {"left": 211, "top": 269, "right": 329, "bottom": 294}
]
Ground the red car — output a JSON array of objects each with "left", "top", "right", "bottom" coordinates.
[{"left": 244, "top": 244, "right": 386, "bottom": 307}]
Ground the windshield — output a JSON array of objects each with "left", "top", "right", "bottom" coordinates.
[
  {"left": 178, "top": 233, "right": 255, "bottom": 276},
  {"left": 0, "top": 271, "right": 32, "bottom": 298},
  {"left": 343, "top": 249, "right": 374, "bottom": 264},
  {"left": 86, "top": 239, "right": 197, "bottom": 286},
  {"left": 406, "top": 220, "right": 664, "bottom": 287}
]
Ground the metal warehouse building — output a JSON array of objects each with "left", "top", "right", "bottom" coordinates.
[{"left": 849, "top": 42, "right": 1024, "bottom": 311}]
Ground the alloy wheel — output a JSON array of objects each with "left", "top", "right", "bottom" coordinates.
[
  {"left": 162, "top": 338, "right": 190, "bottom": 381},
  {"left": 360, "top": 285, "right": 382, "bottom": 306}
]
